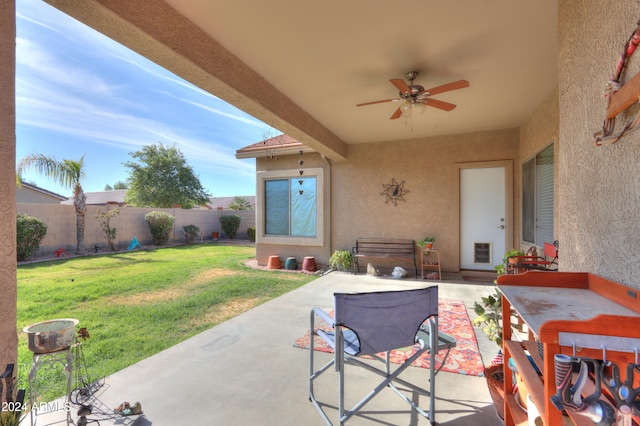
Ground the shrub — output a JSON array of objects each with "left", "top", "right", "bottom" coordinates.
[
  {"left": 183, "top": 224, "right": 200, "bottom": 243},
  {"left": 329, "top": 249, "right": 352, "bottom": 271},
  {"left": 16, "top": 213, "right": 47, "bottom": 261},
  {"left": 247, "top": 226, "right": 256, "bottom": 242},
  {"left": 219, "top": 215, "right": 241, "bottom": 239},
  {"left": 94, "top": 208, "right": 119, "bottom": 251},
  {"left": 144, "top": 211, "right": 175, "bottom": 245}
]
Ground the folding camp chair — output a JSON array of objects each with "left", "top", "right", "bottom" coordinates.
[{"left": 308, "top": 286, "right": 456, "bottom": 425}]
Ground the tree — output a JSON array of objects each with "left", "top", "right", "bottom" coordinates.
[
  {"left": 105, "top": 181, "right": 128, "bottom": 191},
  {"left": 17, "top": 153, "right": 87, "bottom": 254},
  {"left": 124, "top": 143, "right": 210, "bottom": 208},
  {"left": 228, "top": 196, "right": 251, "bottom": 210}
]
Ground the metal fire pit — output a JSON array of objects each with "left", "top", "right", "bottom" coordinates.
[{"left": 23, "top": 318, "right": 79, "bottom": 354}]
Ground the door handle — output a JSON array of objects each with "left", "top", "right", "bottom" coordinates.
[{"left": 497, "top": 225, "right": 505, "bottom": 229}]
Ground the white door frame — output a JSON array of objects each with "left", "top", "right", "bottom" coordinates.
[{"left": 453, "top": 160, "right": 513, "bottom": 272}]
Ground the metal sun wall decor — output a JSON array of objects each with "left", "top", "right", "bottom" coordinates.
[{"left": 380, "top": 178, "right": 408, "bottom": 206}]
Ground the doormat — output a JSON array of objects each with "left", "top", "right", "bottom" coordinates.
[
  {"left": 294, "top": 298, "right": 485, "bottom": 376},
  {"left": 463, "top": 275, "right": 495, "bottom": 283}
]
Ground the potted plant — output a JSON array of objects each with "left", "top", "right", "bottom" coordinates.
[
  {"left": 473, "top": 288, "right": 505, "bottom": 420},
  {"left": 473, "top": 288, "right": 503, "bottom": 346},
  {"left": 494, "top": 248, "right": 524, "bottom": 276},
  {"left": 329, "top": 249, "right": 352, "bottom": 272},
  {"left": 417, "top": 236, "right": 436, "bottom": 250}
]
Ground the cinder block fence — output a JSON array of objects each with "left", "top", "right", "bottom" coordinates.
[{"left": 17, "top": 203, "right": 255, "bottom": 256}]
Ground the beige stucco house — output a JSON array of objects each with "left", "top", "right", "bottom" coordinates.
[
  {"left": 1, "top": 0, "right": 640, "bottom": 373},
  {"left": 16, "top": 182, "right": 67, "bottom": 204}
]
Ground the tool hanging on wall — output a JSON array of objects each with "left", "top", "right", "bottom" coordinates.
[
  {"left": 550, "top": 354, "right": 616, "bottom": 425},
  {"left": 603, "top": 361, "right": 640, "bottom": 426},
  {"left": 593, "top": 20, "right": 640, "bottom": 146}
]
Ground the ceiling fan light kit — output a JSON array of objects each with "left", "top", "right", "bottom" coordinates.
[{"left": 356, "top": 70, "right": 469, "bottom": 121}]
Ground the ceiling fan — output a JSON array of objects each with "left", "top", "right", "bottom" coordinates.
[{"left": 356, "top": 71, "right": 469, "bottom": 120}]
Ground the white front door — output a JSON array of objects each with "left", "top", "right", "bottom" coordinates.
[{"left": 460, "top": 166, "right": 507, "bottom": 271}]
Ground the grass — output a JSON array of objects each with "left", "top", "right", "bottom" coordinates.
[{"left": 16, "top": 244, "right": 317, "bottom": 401}]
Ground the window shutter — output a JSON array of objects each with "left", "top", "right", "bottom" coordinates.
[
  {"left": 522, "top": 158, "right": 536, "bottom": 243},
  {"left": 535, "top": 145, "right": 554, "bottom": 245}
]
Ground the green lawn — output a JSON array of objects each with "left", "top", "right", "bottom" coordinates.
[{"left": 17, "top": 244, "right": 317, "bottom": 400}]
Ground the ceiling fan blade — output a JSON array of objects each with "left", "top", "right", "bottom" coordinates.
[
  {"left": 356, "top": 98, "right": 400, "bottom": 107},
  {"left": 390, "top": 107, "right": 403, "bottom": 120},
  {"left": 421, "top": 98, "right": 457, "bottom": 111},
  {"left": 421, "top": 79, "right": 469, "bottom": 96},
  {"left": 390, "top": 78, "right": 411, "bottom": 94}
]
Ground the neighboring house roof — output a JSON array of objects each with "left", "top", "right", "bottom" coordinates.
[
  {"left": 236, "top": 134, "right": 314, "bottom": 159},
  {"left": 208, "top": 196, "right": 256, "bottom": 210},
  {"left": 61, "top": 190, "right": 128, "bottom": 206},
  {"left": 17, "top": 182, "right": 68, "bottom": 203}
]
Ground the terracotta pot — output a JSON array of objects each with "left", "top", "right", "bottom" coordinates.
[
  {"left": 267, "top": 255, "right": 281, "bottom": 270},
  {"left": 302, "top": 256, "right": 317, "bottom": 273},
  {"left": 426, "top": 243, "right": 433, "bottom": 249},
  {"left": 484, "top": 363, "right": 505, "bottom": 420}
]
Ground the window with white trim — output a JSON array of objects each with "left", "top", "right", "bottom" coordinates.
[
  {"left": 265, "top": 177, "right": 316, "bottom": 237},
  {"left": 257, "top": 167, "right": 324, "bottom": 246},
  {"left": 522, "top": 144, "right": 554, "bottom": 245}
]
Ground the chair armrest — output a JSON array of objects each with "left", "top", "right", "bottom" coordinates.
[
  {"left": 417, "top": 325, "right": 457, "bottom": 352},
  {"left": 312, "top": 307, "right": 335, "bottom": 327}
]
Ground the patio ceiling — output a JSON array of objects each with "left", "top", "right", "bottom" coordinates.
[{"left": 45, "top": 0, "right": 558, "bottom": 162}]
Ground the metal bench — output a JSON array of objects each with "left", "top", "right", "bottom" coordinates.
[
  {"left": 352, "top": 238, "right": 417, "bottom": 276},
  {"left": 507, "top": 240, "right": 558, "bottom": 274}
]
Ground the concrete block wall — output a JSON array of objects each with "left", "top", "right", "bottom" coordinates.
[{"left": 17, "top": 203, "right": 255, "bottom": 256}]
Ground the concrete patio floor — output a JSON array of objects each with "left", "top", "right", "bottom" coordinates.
[{"left": 30, "top": 270, "right": 502, "bottom": 426}]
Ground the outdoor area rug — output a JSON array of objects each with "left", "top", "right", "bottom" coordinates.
[{"left": 294, "top": 298, "right": 484, "bottom": 376}]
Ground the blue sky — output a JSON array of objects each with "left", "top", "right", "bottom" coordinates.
[{"left": 16, "top": 0, "right": 274, "bottom": 198}]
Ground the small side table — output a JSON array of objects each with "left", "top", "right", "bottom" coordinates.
[{"left": 421, "top": 249, "right": 441, "bottom": 280}]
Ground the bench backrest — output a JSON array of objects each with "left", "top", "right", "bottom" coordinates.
[{"left": 355, "top": 238, "right": 415, "bottom": 256}]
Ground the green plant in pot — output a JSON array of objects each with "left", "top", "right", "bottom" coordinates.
[
  {"left": 473, "top": 288, "right": 505, "bottom": 419},
  {"left": 417, "top": 236, "right": 436, "bottom": 249},
  {"left": 473, "top": 288, "right": 503, "bottom": 346},
  {"left": 494, "top": 248, "right": 525, "bottom": 276},
  {"left": 0, "top": 411, "right": 23, "bottom": 426},
  {"left": 329, "top": 249, "right": 352, "bottom": 271},
  {"left": 0, "top": 396, "right": 25, "bottom": 426}
]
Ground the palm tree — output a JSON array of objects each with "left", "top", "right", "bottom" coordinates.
[
  {"left": 17, "top": 153, "right": 88, "bottom": 254},
  {"left": 228, "top": 196, "right": 252, "bottom": 210}
]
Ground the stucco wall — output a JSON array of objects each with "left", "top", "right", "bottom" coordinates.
[
  {"left": 518, "top": 87, "right": 560, "bottom": 250},
  {"left": 558, "top": 0, "right": 640, "bottom": 286},
  {"left": 16, "top": 187, "right": 65, "bottom": 204},
  {"left": 255, "top": 152, "right": 330, "bottom": 267},
  {"left": 0, "top": 0, "right": 17, "bottom": 370},
  {"left": 256, "top": 129, "right": 521, "bottom": 271},
  {"left": 332, "top": 129, "right": 519, "bottom": 272}
]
